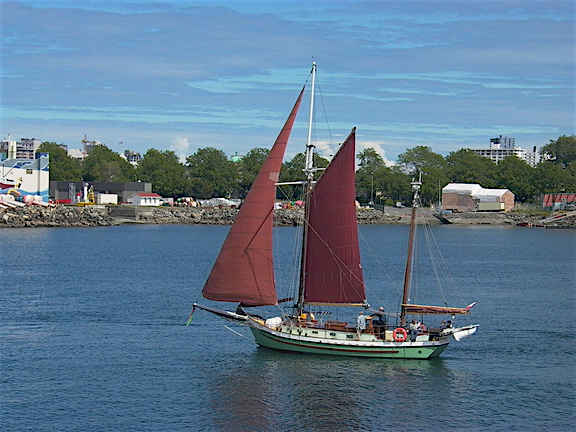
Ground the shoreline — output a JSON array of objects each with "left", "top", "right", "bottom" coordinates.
[{"left": 1, "top": 205, "right": 574, "bottom": 229}]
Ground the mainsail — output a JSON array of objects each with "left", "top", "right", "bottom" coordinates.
[
  {"left": 303, "top": 128, "right": 366, "bottom": 305},
  {"left": 202, "top": 87, "right": 305, "bottom": 306}
]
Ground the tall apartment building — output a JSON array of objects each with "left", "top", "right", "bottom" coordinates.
[
  {"left": 0, "top": 137, "right": 42, "bottom": 159},
  {"left": 473, "top": 135, "right": 540, "bottom": 167}
]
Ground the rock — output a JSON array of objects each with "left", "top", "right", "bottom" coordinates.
[{"left": 1, "top": 205, "right": 574, "bottom": 229}]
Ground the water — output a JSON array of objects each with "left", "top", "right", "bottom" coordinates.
[{"left": 1, "top": 224, "right": 574, "bottom": 431}]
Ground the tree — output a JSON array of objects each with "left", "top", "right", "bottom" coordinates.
[
  {"left": 38, "top": 142, "right": 82, "bottom": 181},
  {"left": 237, "top": 147, "right": 269, "bottom": 197},
  {"left": 540, "top": 135, "right": 576, "bottom": 168},
  {"left": 496, "top": 156, "right": 536, "bottom": 202},
  {"left": 186, "top": 147, "right": 237, "bottom": 199},
  {"left": 82, "top": 145, "right": 135, "bottom": 182},
  {"left": 397, "top": 146, "right": 448, "bottom": 204},
  {"left": 356, "top": 148, "right": 386, "bottom": 203},
  {"left": 278, "top": 152, "right": 329, "bottom": 200},
  {"left": 533, "top": 160, "right": 574, "bottom": 194},
  {"left": 445, "top": 149, "right": 498, "bottom": 188},
  {"left": 357, "top": 147, "right": 385, "bottom": 170},
  {"left": 137, "top": 149, "right": 190, "bottom": 197}
]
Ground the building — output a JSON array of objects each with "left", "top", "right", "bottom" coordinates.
[
  {"left": 128, "top": 192, "right": 162, "bottom": 206},
  {"left": 1, "top": 155, "right": 50, "bottom": 201},
  {"left": 0, "top": 136, "right": 42, "bottom": 159},
  {"left": 542, "top": 193, "right": 576, "bottom": 210},
  {"left": 122, "top": 150, "right": 141, "bottom": 166},
  {"left": 67, "top": 148, "right": 87, "bottom": 161},
  {"left": 50, "top": 181, "right": 153, "bottom": 204},
  {"left": 473, "top": 135, "right": 540, "bottom": 167},
  {"left": 442, "top": 183, "right": 515, "bottom": 212}
]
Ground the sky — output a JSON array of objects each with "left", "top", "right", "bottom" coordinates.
[{"left": 1, "top": 0, "right": 574, "bottom": 164}]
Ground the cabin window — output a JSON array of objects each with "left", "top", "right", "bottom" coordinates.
[
  {"left": 346, "top": 335, "right": 354, "bottom": 339},
  {"left": 329, "top": 333, "right": 336, "bottom": 336},
  {"left": 312, "top": 331, "right": 318, "bottom": 334}
]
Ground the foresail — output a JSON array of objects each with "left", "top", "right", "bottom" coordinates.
[
  {"left": 303, "top": 128, "right": 366, "bottom": 305},
  {"left": 202, "top": 87, "right": 305, "bottom": 306}
]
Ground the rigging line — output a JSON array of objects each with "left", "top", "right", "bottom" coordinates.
[
  {"left": 423, "top": 221, "right": 447, "bottom": 304},
  {"left": 288, "top": 217, "right": 305, "bottom": 301},
  {"left": 272, "top": 212, "right": 303, "bottom": 304},
  {"left": 313, "top": 73, "right": 336, "bottom": 155},
  {"left": 409, "top": 216, "right": 419, "bottom": 302},
  {"left": 303, "top": 213, "right": 366, "bottom": 300},
  {"left": 241, "top": 206, "right": 275, "bottom": 257},
  {"left": 223, "top": 325, "right": 245, "bottom": 338},
  {"left": 419, "top": 208, "right": 467, "bottom": 305},
  {"left": 357, "top": 227, "right": 402, "bottom": 292}
]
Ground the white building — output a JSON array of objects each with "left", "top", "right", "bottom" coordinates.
[
  {"left": 0, "top": 136, "right": 42, "bottom": 159},
  {"left": 473, "top": 135, "right": 540, "bottom": 167},
  {"left": 128, "top": 192, "right": 162, "bottom": 206},
  {"left": 1, "top": 155, "right": 50, "bottom": 201},
  {"left": 442, "top": 183, "right": 515, "bottom": 212},
  {"left": 121, "top": 150, "right": 141, "bottom": 166}
]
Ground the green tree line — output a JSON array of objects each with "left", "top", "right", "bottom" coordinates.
[{"left": 39, "top": 135, "right": 576, "bottom": 204}]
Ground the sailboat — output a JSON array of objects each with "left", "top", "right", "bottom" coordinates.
[{"left": 191, "top": 64, "right": 478, "bottom": 359}]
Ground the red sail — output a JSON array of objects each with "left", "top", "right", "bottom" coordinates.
[
  {"left": 303, "top": 128, "right": 366, "bottom": 305},
  {"left": 202, "top": 87, "right": 305, "bottom": 306}
]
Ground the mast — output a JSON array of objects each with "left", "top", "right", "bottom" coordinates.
[
  {"left": 304, "top": 62, "right": 316, "bottom": 181},
  {"left": 400, "top": 173, "right": 422, "bottom": 326},
  {"left": 297, "top": 62, "right": 317, "bottom": 315}
]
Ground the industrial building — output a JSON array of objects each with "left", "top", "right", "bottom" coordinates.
[
  {"left": 50, "top": 181, "right": 153, "bottom": 204},
  {"left": 542, "top": 193, "right": 576, "bottom": 210},
  {"left": 1, "top": 155, "right": 50, "bottom": 201},
  {"left": 442, "top": 183, "right": 515, "bottom": 212}
]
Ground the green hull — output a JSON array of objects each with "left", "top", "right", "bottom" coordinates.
[{"left": 248, "top": 320, "right": 449, "bottom": 359}]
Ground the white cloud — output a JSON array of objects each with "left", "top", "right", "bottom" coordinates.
[
  {"left": 170, "top": 137, "right": 190, "bottom": 163},
  {"left": 357, "top": 140, "right": 395, "bottom": 167}
]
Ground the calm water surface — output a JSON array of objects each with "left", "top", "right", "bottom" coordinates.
[{"left": 1, "top": 224, "right": 574, "bottom": 431}]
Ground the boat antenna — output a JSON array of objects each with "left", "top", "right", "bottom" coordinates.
[{"left": 400, "top": 172, "right": 422, "bottom": 326}]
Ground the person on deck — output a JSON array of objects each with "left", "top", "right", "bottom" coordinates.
[
  {"left": 356, "top": 312, "right": 367, "bottom": 337},
  {"left": 409, "top": 320, "right": 418, "bottom": 342},
  {"left": 373, "top": 307, "right": 387, "bottom": 326},
  {"left": 372, "top": 307, "right": 387, "bottom": 337}
]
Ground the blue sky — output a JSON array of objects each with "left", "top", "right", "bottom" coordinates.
[{"left": 1, "top": 0, "right": 574, "bottom": 164}]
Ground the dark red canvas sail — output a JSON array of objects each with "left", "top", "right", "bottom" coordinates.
[
  {"left": 202, "top": 87, "right": 305, "bottom": 306},
  {"left": 303, "top": 128, "right": 366, "bottom": 305}
]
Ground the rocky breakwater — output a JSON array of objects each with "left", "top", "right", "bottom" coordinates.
[
  {"left": 0, "top": 205, "right": 115, "bottom": 228},
  {"left": 2, "top": 205, "right": 574, "bottom": 228},
  {"left": 442, "top": 211, "right": 576, "bottom": 228},
  {"left": 134, "top": 207, "right": 302, "bottom": 226},
  {"left": 136, "top": 207, "right": 424, "bottom": 226}
]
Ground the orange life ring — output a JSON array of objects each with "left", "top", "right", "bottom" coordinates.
[{"left": 393, "top": 327, "right": 407, "bottom": 342}]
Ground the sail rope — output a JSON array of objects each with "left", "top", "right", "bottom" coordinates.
[
  {"left": 414, "top": 205, "right": 468, "bottom": 307},
  {"left": 313, "top": 74, "right": 338, "bottom": 159},
  {"left": 356, "top": 228, "right": 400, "bottom": 312},
  {"left": 271, "top": 211, "right": 304, "bottom": 310},
  {"left": 301, "top": 215, "right": 367, "bottom": 304}
]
